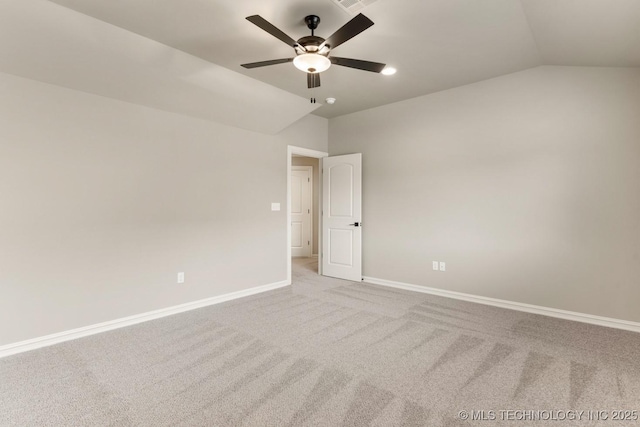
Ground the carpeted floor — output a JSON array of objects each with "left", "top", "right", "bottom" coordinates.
[{"left": 1, "top": 257, "right": 640, "bottom": 426}]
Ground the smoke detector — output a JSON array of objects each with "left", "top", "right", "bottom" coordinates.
[
  {"left": 325, "top": 98, "right": 336, "bottom": 105},
  {"left": 330, "top": 0, "right": 378, "bottom": 15}
]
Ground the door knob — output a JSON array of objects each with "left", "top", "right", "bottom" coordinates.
[{"left": 349, "top": 222, "right": 361, "bottom": 227}]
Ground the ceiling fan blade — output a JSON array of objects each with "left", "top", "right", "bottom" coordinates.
[
  {"left": 246, "top": 15, "right": 298, "bottom": 48},
  {"left": 321, "top": 14, "right": 374, "bottom": 50},
  {"left": 307, "top": 73, "right": 321, "bottom": 89},
  {"left": 330, "top": 57, "right": 386, "bottom": 73},
  {"left": 241, "top": 58, "right": 293, "bottom": 69}
]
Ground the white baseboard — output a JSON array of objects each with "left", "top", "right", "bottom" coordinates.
[
  {"left": 0, "top": 280, "right": 289, "bottom": 359},
  {"left": 363, "top": 276, "right": 640, "bottom": 334}
]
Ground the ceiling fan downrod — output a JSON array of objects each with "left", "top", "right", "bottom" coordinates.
[{"left": 304, "top": 15, "right": 320, "bottom": 36}]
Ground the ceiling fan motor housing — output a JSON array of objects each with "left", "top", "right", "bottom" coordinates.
[
  {"left": 295, "top": 17, "right": 330, "bottom": 74},
  {"left": 296, "top": 36, "right": 327, "bottom": 53}
]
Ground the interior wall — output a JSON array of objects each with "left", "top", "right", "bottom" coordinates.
[
  {"left": 291, "top": 157, "right": 319, "bottom": 255},
  {"left": 0, "top": 72, "right": 328, "bottom": 346},
  {"left": 329, "top": 66, "right": 640, "bottom": 323}
]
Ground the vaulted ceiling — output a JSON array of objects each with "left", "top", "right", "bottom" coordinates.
[{"left": 7, "top": 0, "right": 640, "bottom": 121}]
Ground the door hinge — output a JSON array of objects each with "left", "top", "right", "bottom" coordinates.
[
  {"left": 308, "top": 177, "right": 310, "bottom": 182},
  {"left": 308, "top": 209, "right": 310, "bottom": 213},
  {"left": 308, "top": 241, "right": 310, "bottom": 245}
]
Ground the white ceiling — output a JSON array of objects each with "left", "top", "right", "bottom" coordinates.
[
  {"left": 521, "top": 0, "right": 640, "bottom": 67},
  {"left": 10, "top": 0, "right": 640, "bottom": 120},
  {"left": 0, "top": 1, "right": 319, "bottom": 134}
]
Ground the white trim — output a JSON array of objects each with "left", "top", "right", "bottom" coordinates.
[
  {"left": 0, "top": 280, "right": 289, "bottom": 359},
  {"left": 287, "top": 146, "right": 328, "bottom": 284},
  {"left": 363, "top": 276, "right": 640, "bottom": 334},
  {"left": 290, "top": 146, "right": 328, "bottom": 158}
]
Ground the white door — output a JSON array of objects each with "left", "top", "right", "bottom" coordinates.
[
  {"left": 322, "top": 153, "right": 362, "bottom": 281},
  {"left": 291, "top": 166, "right": 312, "bottom": 257}
]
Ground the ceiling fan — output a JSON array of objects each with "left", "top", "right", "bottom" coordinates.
[{"left": 241, "top": 13, "right": 386, "bottom": 90}]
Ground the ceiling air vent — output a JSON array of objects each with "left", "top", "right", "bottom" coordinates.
[{"left": 330, "top": 0, "right": 378, "bottom": 15}]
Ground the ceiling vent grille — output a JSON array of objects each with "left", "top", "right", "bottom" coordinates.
[{"left": 330, "top": 0, "right": 378, "bottom": 15}]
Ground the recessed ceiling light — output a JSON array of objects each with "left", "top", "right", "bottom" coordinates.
[{"left": 381, "top": 67, "right": 397, "bottom": 76}]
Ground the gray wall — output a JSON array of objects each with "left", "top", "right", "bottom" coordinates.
[
  {"left": 0, "top": 72, "right": 328, "bottom": 345},
  {"left": 330, "top": 66, "right": 640, "bottom": 323},
  {"left": 291, "top": 156, "right": 319, "bottom": 255}
]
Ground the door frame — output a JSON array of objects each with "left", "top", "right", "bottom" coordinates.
[
  {"left": 291, "top": 165, "right": 313, "bottom": 258},
  {"left": 287, "top": 146, "right": 328, "bottom": 285}
]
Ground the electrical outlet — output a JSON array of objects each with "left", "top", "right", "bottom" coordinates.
[
  {"left": 439, "top": 262, "right": 446, "bottom": 272},
  {"left": 177, "top": 272, "right": 185, "bottom": 284},
  {"left": 432, "top": 261, "right": 439, "bottom": 271}
]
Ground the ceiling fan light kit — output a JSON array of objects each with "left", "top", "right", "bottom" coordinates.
[
  {"left": 241, "top": 13, "right": 387, "bottom": 90},
  {"left": 293, "top": 53, "right": 331, "bottom": 73}
]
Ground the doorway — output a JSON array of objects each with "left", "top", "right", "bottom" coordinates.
[{"left": 287, "top": 146, "right": 327, "bottom": 284}]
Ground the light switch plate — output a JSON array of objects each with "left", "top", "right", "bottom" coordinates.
[
  {"left": 432, "top": 261, "right": 439, "bottom": 271},
  {"left": 439, "top": 262, "right": 446, "bottom": 272},
  {"left": 271, "top": 203, "right": 281, "bottom": 211}
]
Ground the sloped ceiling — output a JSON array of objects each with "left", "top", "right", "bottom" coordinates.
[
  {"left": 0, "top": 1, "right": 319, "bottom": 134},
  {"left": 521, "top": 0, "right": 640, "bottom": 67},
  {"left": 5, "top": 0, "right": 640, "bottom": 122}
]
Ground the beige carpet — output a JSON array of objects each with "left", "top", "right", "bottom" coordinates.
[{"left": 1, "top": 257, "right": 639, "bottom": 426}]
